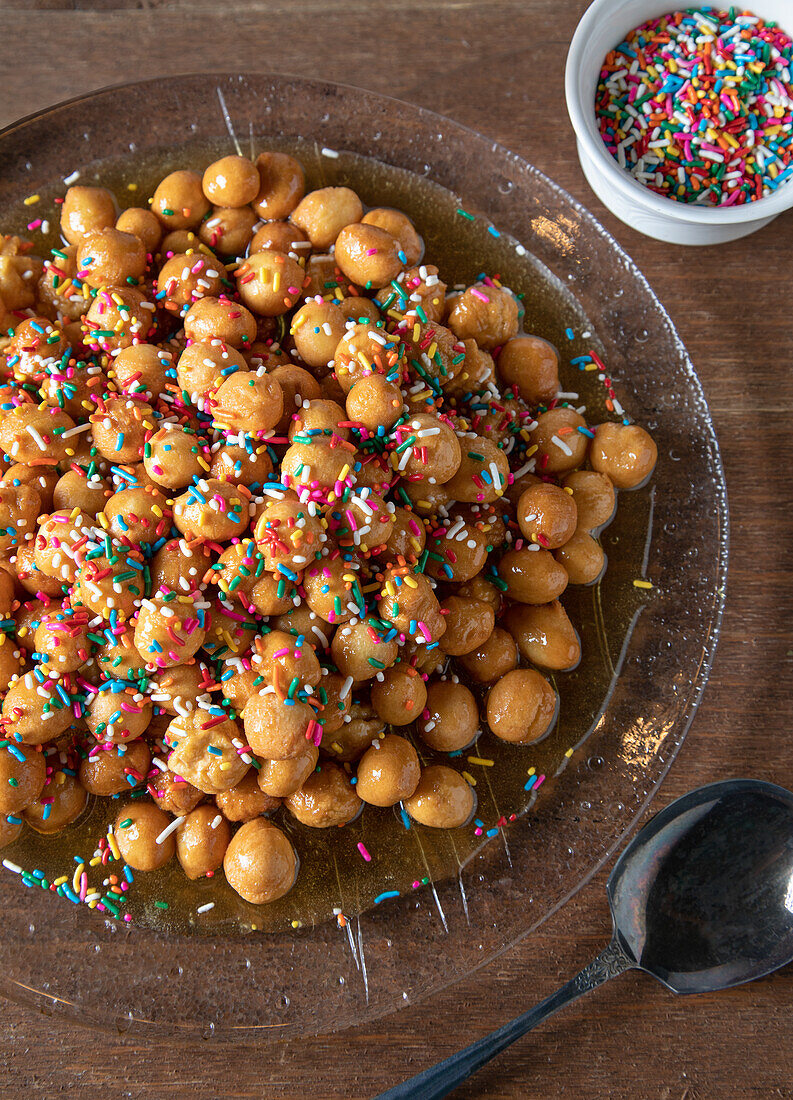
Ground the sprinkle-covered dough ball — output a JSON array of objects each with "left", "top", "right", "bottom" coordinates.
[
  {"left": 403, "top": 765, "right": 474, "bottom": 828},
  {"left": 114, "top": 802, "right": 175, "bottom": 871}
]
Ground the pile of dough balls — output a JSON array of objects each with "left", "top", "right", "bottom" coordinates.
[{"left": 0, "top": 150, "right": 657, "bottom": 906}]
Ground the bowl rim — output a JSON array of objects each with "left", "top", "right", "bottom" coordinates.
[{"left": 565, "top": 0, "right": 793, "bottom": 225}]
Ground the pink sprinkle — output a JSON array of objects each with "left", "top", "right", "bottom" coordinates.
[
  {"left": 470, "top": 287, "right": 490, "bottom": 302},
  {"left": 27, "top": 219, "right": 42, "bottom": 231},
  {"left": 417, "top": 620, "right": 431, "bottom": 642},
  {"left": 357, "top": 842, "right": 372, "bottom": 862},
  {"left": 365, "top": 248, "right": 379, "bottom": 255}
]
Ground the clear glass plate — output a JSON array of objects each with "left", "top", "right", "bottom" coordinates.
[{"left": 0, "top": 74, "right": 727, "bottom": 1039}]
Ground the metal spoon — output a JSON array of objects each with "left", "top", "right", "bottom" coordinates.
[{"left": 378, "top": 778, "right": 793, "bottom": 1100}]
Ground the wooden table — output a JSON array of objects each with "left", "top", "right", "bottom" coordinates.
[{"left": 2, "top": 1, "right": 792, "bottom": 1096}]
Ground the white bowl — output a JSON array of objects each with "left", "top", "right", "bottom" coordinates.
[{"left": 565, "top": 0, "right": 793, "bottom": 244}]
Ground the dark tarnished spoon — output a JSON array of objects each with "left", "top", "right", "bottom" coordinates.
[{"left": 378, "top": 779, "right": 793, "bottom": 1100}]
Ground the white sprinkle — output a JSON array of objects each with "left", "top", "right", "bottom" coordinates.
[
  {"left": 197, "top": 902, "right": 215, "bottom": 914},
  {"left": 550, "top": 434, "right": 573, "bottom": 456},
  {"left": 63, "top": 170, "right": 80, "bottom": 185},
  {"left": 155, "top": 816, "right": 185, "bottom": 845},
  {"left": 2, "top": 860, "right": 22, "bottom": 874},
  {"left": 321, "top": 147, "right": 339, "bottom": 158}
]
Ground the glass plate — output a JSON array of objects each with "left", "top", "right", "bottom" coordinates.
[{"left": 0, "top": 74, "right": 727, "bottom": 1039}]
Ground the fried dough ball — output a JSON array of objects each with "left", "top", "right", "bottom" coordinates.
[
  {"left": 215, "top": 770, "right": 281, "bottom": 822},
  {"left": 114, "top": 802, "right": 175, "bottom": 871},
  {"left": 456, "top": 627, "right": 518, "bottom": 685},
  {"left": 362, "top": 207, "right": 423, "bottom": 266},
  {"left": 150, "top": 662, "right": 212, "bottom": 716},
  {"left": 112, "top": 343, "right": 171, "bottom": 398},
  {"left": 346, "top": 374, "right": 403, "bottom": 432},
  {"left": 487, "top": 668, "right": 558, "bottom": 744},
  {"left": 257, "top": 745, "right": 318, "bottom": 799},
  {"left": 0, "top": 484, "right": 41, "bottom": 557},
  {"left": 134, "top": 597, "right": 207, "bottom": 668},
  {"left": 143, "top": 424, "right": 205, "bottom": 489},
  {"left": 395, "top": 413, "right": 461, "bottom": 484},
  {"left": 290, "top": 186, "right": 363, "bottom": 250},
  {"left": 447, "top": 283, "right": 519, "bottom": 349},
  {"left": 290, "top": 299, "right": 347, "bottom": 368},
  {"left": 370, "top": 664, "right": 427, "bottom": 726},
  {"left": 52, "top": 469, "right": 109, "bottom": 515},
  {"left": 253, "top": 496, "right": 324, "bottom": 573},
  {"left": 0, "top": 405, "right": 75, "bottom": 466},
  {"left": 176, "top": 804, "right": 231, "bottom": 879},
  {"left": 438, "top": 596, "right": 494, "bottom": 656},
  {"left": 61, "top": 186, "right": 116, "bottom": 245},
  {"left": 83, "top": 286, "right": 155, "bottom": 354},
  {"left": 497, "top": 547, "right": 568, "bottom": 605},
  {"left": 236, "top": 250, "right": 304, "bottom": 317},
  {"left": 321, "top": 701, "right": 384, "bottom": 762},
  {"left": 0, "top": 743, "right": 46, "bottom": 813},
  {"left": 202, "top": 155, "right": 260, "bottom": 208},
  {"left": 252, "top": 152, "right": 305, "bottom": 221},
  {"left": 517, "top": 483, "right": 578, "bottom": 549},
  {"left": 157, "top": 251, "right": 224, "bottom": 313},
  {"left": 356, "top": 734, "right": 420, "bottom": 807},
  {"left": 24, "top": 770, "right": 87, "bottom": 834},
  {"left": 378, "top": 568, "right": 446, "bottom": 645},
  {"left": 183, "top": 296, "right": 257, "bottom": 348},
  {"left": 34, "top": 608, "right": 90, "bottom": 673},
  {"left": 148, "top": 769, "right": 203, "bottom": 816},
  {"left": 529, "top": 408, "right": 589, "bottom": 475},
  {"left": 444, "top": 436, "right": 509, "bottom": 504},
  {"left": 86, "top": 684, "right": 152, "bottom": 744},
  {"left": 334, "top": 223, "right": 403, "bottom": 289},
  {"left": 403, "top": 765, "right": 474, "bottom": 828},
  {"left": 562, "top": 470, "right": 616, "bottom": 532},
  {"left": 242, "top": 692, "right": 315, "bottom": 760},
  {"left": 176, "top": 340, "right": 246, "bottom": 408},
  {"left": 80, "top": 739, "right": 151, "bottom": 797},
  {"left": 116, "top": 206, "right": 163, "bottom": 253},
  {"left": 554, "top": 530, "right": 606, "bottom": 585},
  {"left": 76, "top": 228, "right": 146, "bottom": 289},
  {"left": 285, "top": 761, "right": 362, "bottom": 827},
  {"left": 253, "top": 629, "right": 321, "bottom": 692},
  {"left": 497, "top": 336, "right": 560, "bottom": 404},
  {"left": 166, "top": 711, "right": 249, "bottom": 794},
  {"left": 419, "top": 680, "right": 479, "bottom": 752},
  {"left": 589, "top": 422, "right": 658, "bottom": 489},
  {"left": 152, "top": 170, "right": 211, "bottom": 230},
  {"left": 209, "top": 442, "right": 274, "bottom": 487},
  {"left": 249, "top": 221, "right": 309, "bottom": 255},
  {"left": 503, "top": 600, "right": 581, "bottom": 671},
  {"left": 1, "top": 673, "right": 74, "bottom": 745},
  {"left": 172, "top": 478, "right": 249, "bottom": 542},
  {"left": 212, "top": 370, "right": 283, "bottom": 435},
  {"left": 330, "top": 618, "right": 399, "bottom": 682},
  {"left": 223, "top": 818, "right": 297, "bottom": 904}
]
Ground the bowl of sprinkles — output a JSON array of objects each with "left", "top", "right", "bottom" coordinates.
[{"left": 566, "top": 1, "right": 793, "bottom": 243}]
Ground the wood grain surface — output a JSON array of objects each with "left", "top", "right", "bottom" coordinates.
[{"left": 2, "top": 1, "right": 793, "bottom": 1097}]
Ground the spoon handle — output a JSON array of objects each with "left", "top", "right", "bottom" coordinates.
[{"left": 376, "top": 937, "right": 633, "bottom": 1100}]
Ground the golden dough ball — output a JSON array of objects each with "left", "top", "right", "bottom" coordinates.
[
  {"left": 242, "top": 692, "right": 316, "bottom": 760},
  {"left": 199, "top": 204, "right": 257, "bottom": 255},
  {"left": 150, "top": 662, "right": 213, "bottom": 716},
  {"left": 80, "top": 739, "right": 151, "bottom": 797},
  {"left": 290, "top": 299, "right": 347, "bottom": 369},
  {"left": 213, "top": 540, "right": 264, "bottom": 603},
  {"left": 215, "top": 770, "right": 281, "bottom": 822},
  {"left": 166, "top": 711, "right": 249, "bottom": 795},
  {"left": 362, "top": 207, "right": 423, "bottom": 266},
  {"left": 143, "top": 425, "right": 206, "bottom": 489},
  {"left": 285, "top": 761, "right": 362, "bottom": 828},
  {"left": 487, "top": 668, "right": 558, "bottom": 744},
  {"left": 176, "top": 803, "right": 231, "bottom": 880},
  {"left": 438, "top": 596, "right": 494, "bottom": 657},
  {"left": 320, "top": 700, "right": 384, "bottom": 762},
  {"left": 60, "top": 186, "right": 116, "bottom": 245},
  {"left": 313, "top": 670, "right": 350, "bottom": 735},
  {"left": 34, "top": 608, "right": 91, "bottom": 673},
  {"left": 34, "top": 509, "right": 93, "bottom": 585},
  {"left": 280, "top": 438, "right": 354, "bottom": 493},
  {"left": 172, "top": 478, "right": 249, "bottom": 542},
  {"left": 249, "top": 220, "right": 309, "bottom": 255},
  {"left": 73, "top": 546, "right": 146, "bottom": 621},
  {"left": 211, "top": 370, "right": 283, "bottom": 435},
  {"left": 83, "top": 286, "right": 155, "bottom": 354},
  {"left": 176, "top": 341, "right": 247, "bottom": 408},
  {"left": 223, "top": 817, "right": 297, "bottom": 904},
  {"left": 250, "top": 572, "right": 297, "bottom": 618},
  {"left": 529, "top": 407, "right": 589, "bottom": 475},
  {"left": 396, "top": 413, "right": 461, "bottom": 484},
  {"left": 456, "top": 626, "right": 518, "bottom": 685},
  {"left": 24, "top": 770, "right": 87, "bottom": 834},
  {"left": 202, "top": 155, "right": 260, "bottom": 208},
  {"left": 151, "top": 170, "right": 210, "bottom": 230},
  {"left": 13, "top": 544, "right": 61, "bottom": 599},
  {"left": 301, "top": 556, "right": 360, "bottom": 625},
  {"left": 12, "top": 599, "right": 48, "bottom": 647},
  {"left": 103, "top": 485, "right": 171, "bottom": 547},
  {"left": 0, "top": 483, "right": 41, "bottom": 556},
  {"left": 253, "top": 629, "right": 321, "bottom": 692},
  {"left": 503, "top": 599, "right": 581, "bottom": 671},
  {"left": 333, "top": 322, "right": 398, "bottom": 394},
  {"left": 148, "top": 768, "right": 203, "bottom": 816},
  {"left": 269, "top": 364, "right": 322, "bottom": 433},
  {"left": 290, "top": 186, "right": 363, "bottom": 250},
  {"left": 112, "top": 343, "right": 172, "bottom": 398},
  {"left": 377, "top": 567, "right": 446, "bottom": 646},
  {"left": 0, "top": 814, "right": 23, "bottom": 848},
  {"left": 374, "top": 506, "right": 426, "bottom": 566},
  {"left": 76, "top": 228, "right": 146, "bottom": 289},
  {"left": 252, "top": 152, "right": 305, "bottom": 220},
  {"left": 425, "top": 521, "right": 489, "bottom": 584},
  {"left": 589, "top": 422, "right": 657, "bottom": 490},
  {"left": 338, "top": 295, "right": 381, "bottom": 325},
  {"left": 0, "top": 404, "right": 75, "bottom": 466},
  {"left": 444, "top": 435, "right": 509, "bottom": 504},
  {"left": 134, "top": 596, "right": 207, "bottom": 669},
  {"left": 418, "top": 680, "right": 480, "bottom": 752},
  {"left": 53, "top": 470, "right": 109, "bottom": 516},
  {"left": 2, "top": 672, "right": 74, "bottom": 745},
  {"left": 271, "top": 603, "right": 334, "bottom": 649},
  {"left": 517, "top": 483, "right": 578, "bottom": 549},
  {"left": 116, "top": 206, "right": 163, "bottom": 253},
  {"left": 90, "top": 394, "right": 154, "bottom": 464},
  {"left": 86, "top": 684, "right": 152, "bottom": 744},
  {"left": 0, "top": 742, "right": 46, "bottom": 814},
  {"left": 447, "top": 282, "right": 519, "bottom": 350},
  {"left": 183, "top": 296, "right": 257, "bottom": 348},
  {"left": 561, "top": 470, "right": 616, "bottom": 532},
  {"left": 236, "top": 250, "right": 305, "bottom": 317},
  {"left": 2, "top": 464, "right": 54, "bottom": 517},
  {"left": 334, "top": 223, "right": 403, "bottom": 289},
  {"left": 386, "top": 264, "right": 446, "bottom": 323},
  {"left": 156, "top": 251, "right": 224, "bottom": 313},
  {"left": 209, "top": 442, "right": 273, "bottom": 487},
  {"left": 356, "top": 733, "right": 420, "bottom": 807},
  {"left": 346, "top": 374, "right": 403, "bottom": 432},
  {"left": 554, "top": 529, "right": 606, "bottom": 585},
  {"left": 253, "top": 496, "right": 325, "bottom": 573},
  {"left": 330, "top": 617, "right": 399, "bottom": 682},
  {"left": 440, "top": 339, "right": 495, "bottom": 399},
  {"left": 257, "top": 745, "right": 318, "bottom": 799},
  {"left": 370, "top": 664, "right": 427, "bottom": 726},
  {"left": 159, "top": 229, "right": 205, "bottom": 258},
  {"left": 326, "top": 487, "right": 393, "bottom": 549},
  {"left": 498, "top": 547, "right": 568, "bottom": 605},
  {"left": 497, "top": 335, "right": 560, "bottom": 405},
  {"left": 403, "top": 765, "right": 474, "bottom": 828},
  {"left": 114, "top": 801, "right": 175, "bottom": 871},
  {"left": 4, "top": 316, "right": 68, "bottom": 378}
]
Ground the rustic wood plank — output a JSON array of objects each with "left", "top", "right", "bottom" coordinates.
[{"left": 1, "top": 1, "right": 792, "bottom": 1096}]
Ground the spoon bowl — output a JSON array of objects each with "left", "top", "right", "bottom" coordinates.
[{"left": 381, "top": 778, "right": 793, "bottom": 1099}]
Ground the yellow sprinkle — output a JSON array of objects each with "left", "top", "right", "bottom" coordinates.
[
  {"left": 127, "top": 183, "right": 138, "bottom": 191},
  {"left": 461, "top": 771, "right": 477, "bottom": 786},
  {"left": 273, "top": 271, "right": 281, "bottom": 293},
  {"left": 467, "top": 756, "right": 494, "bottom": 767},
  {"left": 565, "top": 748, "right": 574, "bottom": 758},
  {"left": 219, "top": 762, "right": 232, "bottom": 771},
  {"left": 23, "top": 194, "right": 40, "bottom": 206},
  {"left": 403, "top": 575, "right": 418, "bottom": 588},
  {"left": 107, "top": 833, "right": 121, "bottom": 861},
  {"left": 291, "top": 920, "right": 301, "bottom": 928},
  {"left": 412, "top": 323, "right": 421, "bottom": 342},
  {"left": 633, "top": 579, "right": 653, "bottom": 590},
  {"left": 527, "top": 766, "right": 536, "bottom": 776},
  {"left": 97, "top": 513, "right": 109, "bottom": 529},
  {"left": 53, "top": 875, "right": 69, "bottom": 887}
]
